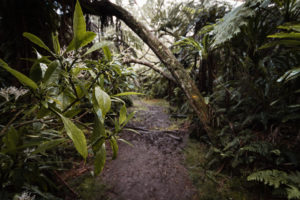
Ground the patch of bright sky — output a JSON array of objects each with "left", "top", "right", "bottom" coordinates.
[{"left": 112, "top": 0, "right": 244, "bottom": 7}]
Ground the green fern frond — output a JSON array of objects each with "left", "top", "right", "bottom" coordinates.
[
  {"left": 240, "top": 142, "right": 272, "bottom": 157},
  {"left": 287, "top": 185, "right": 300, "bottom": 199},
  {"left": 247, "top": 170, "right": 288, "bottom": 188},
  {"left": 248, "top": 170, "right": 300, "bottom": 199},
  {"left": 212, "top": 5, "right": 255, "bottom": 47}
]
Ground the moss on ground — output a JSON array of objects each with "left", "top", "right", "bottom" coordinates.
[
  {"left": 68, "top": 173, "right": 110, "bottom": 200},
  {"left": 184, "top": 139, "right": 256, "bottom": 200}
]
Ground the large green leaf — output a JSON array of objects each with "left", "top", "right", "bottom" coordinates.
[
  {"left": 94, "top": 86, "right": 111, "bottom": 117},
  {"left": 121, "top": 111, "right": 136, "bottom": 129},
  {"left": 66, "top": 0, "right": 96, "bottom": 51},
  {"left": 43, "top": 60, "right": 60, "bottom": 85},
  {"left": 58, "top": 113, "right": 88, "bottom": 159},
  {"left": 23, "top": 32, "right": 52, "bottom": 53},
  {"left": 278, "top": 24, "right": 300, "bottom": 32},
  {"left": 110, "top": 136, "right": 118, "bottom": 160},
  {"left": 83, "top": 42, "right": 106, "bottom": 56},
  {"left": 29, "top": 62, "right": 42, "bottom": 83},
  {"left": 0, "top": 59, "right": 38, "bottom": 90},
  {"left": 102, "top": 46, "right": 112, "bottom": 61},
  {"left": 268, "top": 32, "right": 300, "bottom": 39},
  {"left": 113, "top": 92, "right": 144, "bottom": 97},
  {"left": 119, "top": 104, "right": 127, "bottom": 125},
  {"left": 67, "top": 32, "right": 96, "bottom": 52},
  {"left": 52, "top": 33, "right": 61, "bottom": 55},
  {"left": 94, "top": 142, "right": 106, "bottom": 175}
]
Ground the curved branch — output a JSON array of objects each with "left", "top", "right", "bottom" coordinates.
[
  {"left": 124, "top": 58, "right": 176, "bottom": 83},
  {"left": 80, "top": 0, "right": 211, "bottom": 134}
]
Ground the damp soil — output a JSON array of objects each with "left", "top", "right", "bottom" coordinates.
[{"left": 68, "top": 98, "right": 198, "bottom": 200}]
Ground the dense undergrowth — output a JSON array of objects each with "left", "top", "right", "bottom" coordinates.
[
  {"left": 1, "top": 0, "right": 300, "bottom": 199},
  {"left": 0, "top": 1, "right": 137, "bottom": 199},
  {"left": 141, "top": 0, "right": 300, "bottom": 199}
]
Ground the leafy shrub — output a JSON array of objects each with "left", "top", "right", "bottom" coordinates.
[{"left": 0, "top": 1, "right": 138, "bottom": 198}]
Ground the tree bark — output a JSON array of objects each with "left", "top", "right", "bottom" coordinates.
[
  {"left": 123, "top": 58, "right": 176, "bottom": 83},
  {"left": 81, "top": 0, "right": 211, "bottom": 133}
]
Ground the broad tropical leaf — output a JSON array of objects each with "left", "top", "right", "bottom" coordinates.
[
  {"left": 102, "top": 46, "right": 112, "bottom": 61},
  {"left": 110, "top": 136, "right": 118, "bottom": 160},
  {"left": 23, "top": 32, "right": 52, "bottom": 53},
  {"left": 0, "top": 59, "right": 38, "bottom": 90},
  {"left": 66, "top": 0, "right": 96, "bottom": 51},
  {"left": 119, "top": 104, "right": 127, "bottom": 125},
  {"left": 52, "top": 33, "right": 61, "bottom": 55},
  {"left": 94, "top": 86, "right": 111, "bottom": 117},
  {"left": 58, "top": 113, "right": 88, "bottom": 159},
  {"left": 83, "top": 42, "right": 106, "bottom": 56},
  {"left": 43, "top": 60, "right": 60, "bottom": 84},
  {"left": 94, "top": 142, "right": 106, "bottom": 175}
]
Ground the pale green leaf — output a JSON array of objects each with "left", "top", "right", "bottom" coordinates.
[
  {"left": 52, "top": 33, "right": 61, "bottom": 55},
  {"left": 118, "top": 138, "right": 134, "bottom": 147},
  {"left": 0, "top": 59, "right": 38, "bottom": 90},
  {"left": 94, "top": 86, "right": 111, "bottom": 117},
  {"left": 268, "top": 32, "right": 300, "bottom": 39},
  {"left": 66, "top": 0, "right": 96, "bottom": 51},
  {"left": 110, "top": 136, "right": 118, "bottom": 160},
  {"left": 102, "top": 46, "right": 112, "bottom": 61},
  {"left": 278, "top": 24, "right": 300, "bottom": 32},
  {"left": 23, "top": 32, "right": 52, "bottom": 53},
  {"left": 120, "top": 111, "right": 136, "bottom": 129},
  {"left": 43, "top": 60, "right": 60, "bottom": 85},
  {"left": 73, "top": 0, "right": 86, "bottom": 40},
  {"left": 113, "top": 92, "right": 144, "bottom": 97},
  {"left": 58, "top": 113, "right": 88, "bottom": 159},
  {"left": 83, "top": 42, "right": 105, "bottom": 56},
  {"left": 119, "top": 104, "right": 127, "bottom": 125},
  {"left": 94, "top": 142, "right": 106, "bottom": 175}
]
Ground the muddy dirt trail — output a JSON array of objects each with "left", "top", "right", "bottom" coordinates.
[{"left": 100, "top": 98, "right": 198, "bottom": 200}]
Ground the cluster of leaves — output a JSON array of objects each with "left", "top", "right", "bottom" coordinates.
[{"left": 0, "top": 1, "right": 138, "bottom": 199}]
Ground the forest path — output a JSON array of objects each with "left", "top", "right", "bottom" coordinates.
[{"left": 100, "top": 98, "right": 198, "bottom": 200}]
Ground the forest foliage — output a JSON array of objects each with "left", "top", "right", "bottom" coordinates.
[
  {"left": 140, "top": 0, "right": 300, "bottom": 199},
  {"left": 0, "top": 0, "right": 299, "bottom": 199},
  {"left": 0, "top": 1, "right": 138, "bottom": 199}
]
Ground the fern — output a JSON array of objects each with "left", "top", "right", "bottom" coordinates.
[
  {"left": 248, "top": 170, "right": 300, "bottom": 199},
  {"left": 212, "top": 5, "right": 255, "bottom": 47},
  {"left": 247, "top": 170, "right": 288, "bottom": 188},
  {"left": 287, "top": 185, "right": 300, "bottom": 200},
  {"left": 240, "top": 142, "right": 272, "bottom": 157}
]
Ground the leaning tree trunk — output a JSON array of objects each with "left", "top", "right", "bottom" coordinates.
[{"left": 81, "top": 0, "right": 211, "bottom": 133}]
